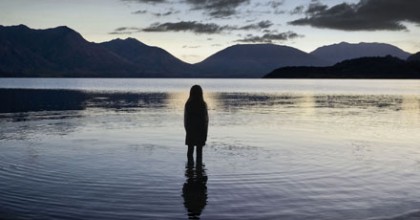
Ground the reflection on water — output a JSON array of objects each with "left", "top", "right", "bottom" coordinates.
[
  {"left": 0, "top": 89, "right": 87, "bottom": 113},
  {"left": 1, "top": 88, "right": 419, "bottom": 145},
  {"left": 213, "top": 92, "right": 416, "bottom": 112},
  {"left": 0, "top": 89, "right": 171, "bottom": 140},
  {"left": 1, "top": 79, "right": 420, "bottom": 220},
  {"left": 2, "top": 88, "right": 419, "bottom": 116},
  {"left": 401, "top": 95, "right": 420, "bottom": 124},
  {"left": 0, "top": 89, "right": 169, "bottom": 114},
  {"left": 166, "top": 92, "right": 219, "bottom": 111},
  {"left": 182, "top": 161, "right": 208, "bottom": 219}
]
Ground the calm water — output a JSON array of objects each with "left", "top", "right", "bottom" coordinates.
[{"left": 0, "top": 78, "right": 420, "bottom": 220}]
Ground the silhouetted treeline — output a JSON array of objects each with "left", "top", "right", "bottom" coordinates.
[{"left": 265, "top": 56, "right": 420, "bottom": 79}]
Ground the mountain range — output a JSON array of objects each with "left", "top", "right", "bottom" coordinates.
[
  {"left": 194, "top": 44, "right": 328, "bottom": 77},
  {"left": 0, "top": 25, "right": 418, "bottom": 78},
  {"left": 0, "top": 25, "right": 193, "bottom": 77},
  {"left": 100, "top": 38, "right": 195, "bottom": 77},
  {"left": 310, "top": 42, "right": 411, "bottom": 65}
]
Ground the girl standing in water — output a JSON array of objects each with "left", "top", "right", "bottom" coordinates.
[{"left": 184, "top": 85, "right": 208, "bottom": 162}]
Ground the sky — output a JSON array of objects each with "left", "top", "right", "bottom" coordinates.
[{"left": 1, "top": 0, "right": 420, "bottom": 63}]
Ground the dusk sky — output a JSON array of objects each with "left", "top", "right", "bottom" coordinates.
[{"left": 1, "top": 0, "right": 420, "bottom": 63}]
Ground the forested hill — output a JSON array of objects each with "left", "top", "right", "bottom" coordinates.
[{"left": 264, "top": 56, "right": 420, "bottom": 79}]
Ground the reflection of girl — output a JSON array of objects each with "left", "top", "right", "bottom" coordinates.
[
  {"left": 182, "top": 163, "right": 208, "bottom": 219},
  {"left": 184, "top": 85, "right": 208, "bottom": 161}
]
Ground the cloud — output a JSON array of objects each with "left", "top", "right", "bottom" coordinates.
[
  {"left": 153, "top": 11, "right": 173, "bottom": 16},
  {"left": 143, "top": 21, "right": 227, "bottom": 34},
  {"left": 123, "top": 0, "right": 250, "bottom": 17},
  {"left": 109, "top": 27, "right": 142, "bottom": 35},
  {"left": 290, "top": 5, "right": 304, "bottom": 15},
  {"left": 123, "top": 0, "right": 166, "bottom": 3},
  {"left": 182, "top": 54, "right": 201, "bottom": 59},
  {"left": 251, "top": 1, "right": 285, "bottom": 15},
  {"left": 289, "top": 0, "right": 420, "bottom": 31},
  {"left": 152, "top": 8, "right": 179, "bottom": 17},
  {"left": 132, "top": 7, "right": 179, "bottom": 17},
  {"left": 185, "top": 0, "right": 250, "bottom": 17},
  {"left": 267, "top": 0, "right": 285, "bottom": 9},
  {"left": 132, "top": 10, "right": 148, "bottom": 14},
  {"left": 236, "top": 31, "right": 301, "bottom": 43},
  {"left": 305, "top": 1, "right": 328, "bottom": 16},
  {"left": 182, "top": 45, "right": 202, "bottom": 48},
  {"left": 123, "top": 0, "right": 289, "bottom": 18},
  {"left": 238, "top": 20, "right": 273, "bottom": 30},
  {"left": 141, "top": 20, "right": 273, "bottom": 34}
]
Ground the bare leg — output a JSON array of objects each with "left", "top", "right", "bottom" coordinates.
[{"left": 187, "top": 145, "right": 194, "bottom": 161}]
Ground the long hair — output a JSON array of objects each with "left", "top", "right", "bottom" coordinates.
[{"left": 187, "top": 85, "right": 206, "bottom": 107}]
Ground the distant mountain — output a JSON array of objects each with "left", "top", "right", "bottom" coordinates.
[
  {"left": 265, "top": 56, "right": 420, "bottom": 79},
  {"left": 0, "top": 25, "right": 196, "bottom": 77},
  {"left": 0, "top": 25, "right": 138, "bottom": 77},
  {"left": 407, "top": 52, "right": 420, "bottom": 62},
  {"left": 311, "top": 42, "right": 411, "bottom": 65},
  {"left": 407, "top": 52, "right": 420, "bottom": 72},
  {"left": 100, "top": 38, "right": 195, "bottom": 77},
  {"left": 194, "top": 44, "right": 329, "bottom": 78},
  {"left": 1, "top": 25, "right": 418, "bottom": 78}
]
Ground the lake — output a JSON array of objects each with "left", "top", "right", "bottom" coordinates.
[{"left": 1, "top": 78, "right": 420, "bottom": 220}]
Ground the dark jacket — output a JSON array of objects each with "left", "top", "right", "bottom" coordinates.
[{"left": 184, "top": 100, "right": 208, "bottom": 146}]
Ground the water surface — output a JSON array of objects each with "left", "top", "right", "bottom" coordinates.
[{"left": 1, "top": 79, "right": 420, "bottom": 220}]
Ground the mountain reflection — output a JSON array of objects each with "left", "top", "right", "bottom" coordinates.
[
  {"left": 215, "top": 93, "right": 299, "bottom": 110},
  {"left": 0, "top": 89, "right": 169, "bottom": 114},
  {"left": 314, "top": 95, "right": 403, "bottom": 110},
  {"left": 86, "top": 92, "right": 168, "bottom": 110},
  {"left": 0, "top": 89, "right": 87, "bottom": 113}
]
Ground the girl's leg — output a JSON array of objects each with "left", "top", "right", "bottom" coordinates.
[
  {"left": 187, "top": 145, "right": 194, "bottom": 160},
  {"left": 196, "top": 145, "right": 203, "bottom": 163}
]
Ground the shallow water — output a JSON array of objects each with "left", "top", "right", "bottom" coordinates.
[{"left": 0, "top": 79, "right": 420, "bottom": 220}]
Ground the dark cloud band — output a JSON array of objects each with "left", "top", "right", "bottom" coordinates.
[
  {"left": 122, "top": 0, "right": 166, "bottom": 3},
  {"left": 289, "top": 0, "right": 420, "bottom": 31},
  {"left": 140, "top": 20, "right": 273, "bottom": 34},
  {"left": 109, "top": 27, "right": 142, "bottom": 35},
  {"left": 122, "top": 0, "right": 250, "bottom": 18},
  {"left": 186, "top": 0, "right": 249, "bottom": 17},
  {"left": 236, "top": 31, "right": 301, "bottom": 43},
  {"left": 143, "top": 21, "right": 226, "bottom": 34}
]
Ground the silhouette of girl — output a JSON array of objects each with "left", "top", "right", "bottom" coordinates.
[{"left": 184, "top": 85, "right": 208, "bottom": 162}]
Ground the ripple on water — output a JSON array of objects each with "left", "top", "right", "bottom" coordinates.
[{"left": 1, "top": 81, "right": 420, "bottom": 219}]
